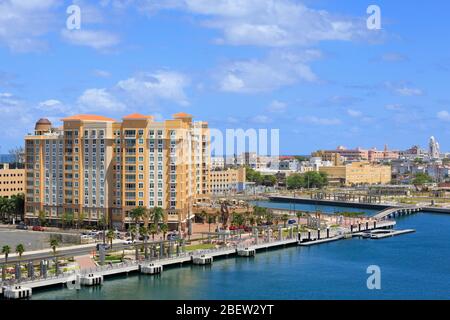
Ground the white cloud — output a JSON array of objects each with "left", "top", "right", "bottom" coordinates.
[
  {"left": 297, "top": 116, "right": 342, "bottom": 126},
  {"left": 61, "top": 29, "right": 120, "bottom": 50},
  {"left": 116, "top": 70, "right": 190, "bottom": 106},
  {"left": 142, "top": 0, "right": 368, "bottom": 47},
  {"left": 77, "top": 88, "right": 126, "bottom": 112},
  {"left": 347, "top": 109, "right": 362, "bottom": 118},
  {"left": 267, "top": 100, "right": 287, "bottom": 113},
  {"left": 385, "top": 82, "right": 424, "bottom": 96},
  {"left": 0, "top": 0, "right": 59, "bottom": 52},
  {"left": 217, "top": 50, "right": 320, "bottom": 93},
  {"left": 38, "top": 99, "right": 68, "bottom": 114},
  {"left": 250, "top": 115, "right": 271, "bottom": 124},
  {"left": 226, "top": 116, "right": 239, "bottom": 124},
  {"left": 380, "top": 53, "right": 408, "bottom": 63},
  {"left": 0, "top": 92, "right": 34, "bottom": 138},
  {"left": 437, "top": 110, "right": 450, "bottom": 121},
  {"left": 385, "top": 104, "right": 404, "bottom": 111},
  {"left": 93, "top": 69, "right": 112, "bottom": 78}
]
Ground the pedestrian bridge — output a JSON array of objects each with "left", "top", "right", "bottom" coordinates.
[{"left": 373, "top": 206, "right": 423, "bottom": 221}]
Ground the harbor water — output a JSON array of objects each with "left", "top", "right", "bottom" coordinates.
[{"left": 31, "top": 202, "right": 450, "bottom": 300}]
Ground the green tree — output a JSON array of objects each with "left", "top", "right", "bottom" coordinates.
[
  {"left": 15, "top": 244, "right": 24, "bottom": 260},
  {"left": 129, "top": 225, "right": 137, "bottom": 242},
  {"left": 151, "top": 207, "right": 164, "bottom": 226},
  {"left": 149, "top": 224, "right": 158, "bottom": 241},
  {"left": 232, "top": 213, "right": 245, "bottom": 227},
  {"left": 281, "top": 214, "right": 289, "bottom": 228},
  {"left": 130, "top": 206, "right": 146, "bottom": 243},
  {"left": 294, "top": 156, "right": 308, "bottom": 162},
  {"left": 38, "top": 210, "right": 47, "bottom": 226},
  {"left": 11, "top": 194, "right": 25, "bottom": 222},
  {"left": 139, "top": 226, "right": 149, "bottom": 259},
  {"left": 77, "top": 211, "right": 86, "bottom": 229},
  {"left": 50, "top": 238, "right": 58, "bottom": 256},
  {"left": 15, "top": 244, "right": 25, "bottom": 280},
  {"left": 207, "top": 214, "right": 215, "bottom": 233},
  {"left": 106, "top": 230, "right": 115, "bottom": 249},
  {"left": 262, "top": 175, "right": 277, "bottom": 187},
  {"left": 412, "top": 173, "right": 433, "bottom": 185},
  {"left": 49, "top": 238, "right": 59, "bottom": 274},
  {"left": 287, "top": 174, "right": 305, "bottom": 190},
  {"left": 1, "top": 245, "right": 11, "bottom": 281},
  {"left": 287, "top": 172, "right": 328, "bottom": 189},
  {"left": 264, "top": 210, "right": 274, "bottom": 225},
  {"left": 160, "top": 223, "right": 169, "bottom": 240}
]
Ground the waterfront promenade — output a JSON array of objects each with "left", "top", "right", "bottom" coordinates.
[{"left": 0, "top": 218, "right": 398, "bottom": 298}]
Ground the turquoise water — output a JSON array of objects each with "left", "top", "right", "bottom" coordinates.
[
  {"left": 31, "top": 202, "right": 450, "bottom": 300},
  {"left": 251, "top": 200, "right": 379, "bottom": 216}
]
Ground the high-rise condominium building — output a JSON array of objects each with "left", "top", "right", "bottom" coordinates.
[{"left": 24, "top": 113, "right": 210, "bottom": 231}]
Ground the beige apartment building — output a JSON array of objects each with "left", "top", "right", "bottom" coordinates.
[
  {"left": 0, "top": 163, "right": 25, "bottom": 198},
  {"left": 209, "top": 167, "right": 246, "bottom": 195},
  {"left": 319, "top": 162, "right": 391, "bottom": 186},
  {"left": 24, "top": 113, "right": 210, "bottom": 231}
]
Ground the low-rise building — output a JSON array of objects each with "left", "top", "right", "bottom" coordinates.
[
  {"left": 0, "top": 163, "right": 25, "bottom": 198},
  {"left": 319, "top": 162, "right": 391, "bottom": 186},
  {"left": 209, "top": 167, "right": 246, "bottom": 195}
]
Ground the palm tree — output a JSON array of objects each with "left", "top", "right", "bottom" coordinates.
[
  {"left": 38, "top": 210, "right": 47, "bottom": 227},
  {"left": 151, "top": 207, "right": 164, "bottom": 227},
  {"left": 77, "top": 211, "right": 86, "bottom": 229},
  {"left": 160, "top": 223, "right": 169, "bottom": 240},
  {"left": 2, "top": 245, "right": 11, "bottom": 264},
  {"left": 15, "top": 244, "right": 25, "bottom": 282},
  {"left": 1, "top": 245, "right": 11, "bottom": 281},
  {"left": 281, "top": 214, "right": 289, "bottom": 228},
  {"left": 49, "top": 238, "right": 59, "bottom": 275},
  {"left": 106, "top": 230, "right": 115, "bottom": 250},
  {"left": 98, "top": 215, "right": 107, "bottom": 244},
  {"left": 207, "top": 214, "right": 215, "bottom": 233},
  {"left": 296, "top": 211, "right": 303, "bottom": 225},
  {"left": 130, "top": 206, "right": 146, "bottom": 241},
  {"left": 149, "top": 224, "right": 158, "bottom": 241},
  {"left": 15, "top": 244, "right": 24, "bottom": 261},
  {"left": 199, "top": 210, "right": 207, "bottom": 224},
  {"left": 139, "top": 226, "right": 149, "bottom": 259},
  {"left": 129, "top": 225, "right": 137, "bottom": 242}
]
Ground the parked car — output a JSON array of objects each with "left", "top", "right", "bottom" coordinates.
[
  {"left": 96, "top": 243, "right": 110, "bottom": 251},
  {"left": 288, "top": 219, "right": 297, "bottom": 225},
  {"left": 32, "top": 226, "right": 45, "bottom": 231},
  {"left": 244, "top": 226, "right": 253, "bottom": 232},
  {"left": 167, "top": 233, "right": 179, "bottom": 241},
  {"left": 16, "top": 223, "right": 28, "bottom": 230}
]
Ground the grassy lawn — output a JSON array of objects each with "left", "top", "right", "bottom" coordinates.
[{"left": 184, "top": 244, "right": 216, "bottom": 251}]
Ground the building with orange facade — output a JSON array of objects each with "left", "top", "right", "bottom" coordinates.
[{"left": 24, "top": 113, "right": 210, "bottom": 231}]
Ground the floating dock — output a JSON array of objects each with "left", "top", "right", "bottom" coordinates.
[
  {"left": 363, "top": 229, "right": 416, "bottom": 239},
  {"left": 299, "top": 235, "right": 344, "bottom": 246}
]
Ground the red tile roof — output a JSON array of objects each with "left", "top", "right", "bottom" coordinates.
[
  {"left": 123, "top": 113, "right": 153, "bottom": 120},
  {"left": 62, "top": 114, "right": 116, "bottom": 122},
  {"left": 173, "top": 112, "right": 192, "bottom": 119}
]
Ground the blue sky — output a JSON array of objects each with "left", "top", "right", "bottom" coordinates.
[{"left": 0, "top": 0, "right": 449, "bottom": 154}]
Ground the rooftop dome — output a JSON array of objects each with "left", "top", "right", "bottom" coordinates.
[
  {"left": 35, "top": 118, "right": 52, "bottom": 132},
  {"left": 36, "top": 118, "right": 51, "bottom": 125}
]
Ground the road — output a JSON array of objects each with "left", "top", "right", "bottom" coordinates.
[{"left": 0, "top": 242, "right": 144, "bottom": 264}]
